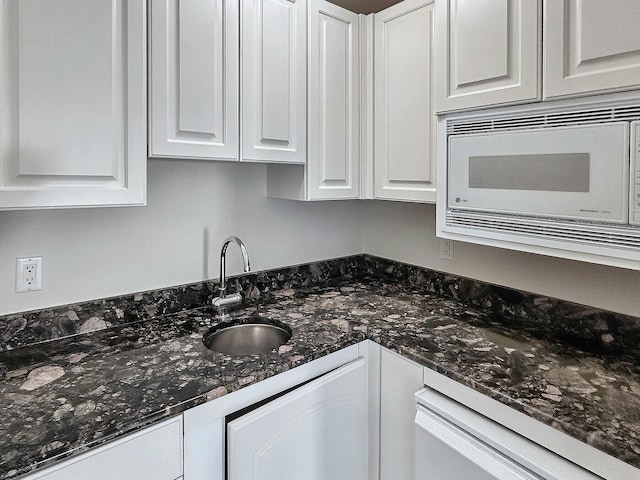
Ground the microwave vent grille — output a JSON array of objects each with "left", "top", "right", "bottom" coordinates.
[
  {"left": 445, "top": 211, "right": 640, "bottom": 250},
  {"left": 447, "top": 104, "right": 640, "bottom": 135}
]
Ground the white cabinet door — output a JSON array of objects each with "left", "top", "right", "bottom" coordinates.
[
  {"left": 23, "top": 416, "right": 183, "bottom": 480},
  {"left": 227, "top": 358, "right": 368, "bottom": 480},
  {"left": 434, "top": 0, "right": 540, "bottom": 112},
  {"left": 307, "top": 0, "right": 360, "bottom": 199},
  {"left": 380, "top": 348, "right": 423, "bottom": 480},
  {"left": 544, "top": 0, "right": 640, "bottom": 99},
  {"left": 241, "top": 0, "right": 307, "bottom": 164},
  {"left": 267, "top": 0, "right": 360, "bottom": 200},
  {"left": 149, "top": 0, "right": 239, "bottom": 160},
  {"left": 374, "top": 0, "right": 436, "bottom": 203},
  {"left": 0, "top": 0, "right": 146, "bottom": 210}
]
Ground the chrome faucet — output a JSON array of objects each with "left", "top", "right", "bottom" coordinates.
[{"left": 212, "top": 236, "right": 251, "bottom": 309}]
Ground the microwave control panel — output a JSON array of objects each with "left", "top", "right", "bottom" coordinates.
[{"left": 632, "top": 121, "right": 640, "bottom": 225}]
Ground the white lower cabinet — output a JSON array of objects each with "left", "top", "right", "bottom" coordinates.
[
  {"left": 22, "top": 416, "right": 183, "bottom": 480},
  {"left": 182, "top": 344, "right": 368, "bottom": 480},
  {"left": 227, "top": 358, "right": 368, "bottom": 480},
  {"left": 379, "top": 347, "right": 423, "bottom": 480}
]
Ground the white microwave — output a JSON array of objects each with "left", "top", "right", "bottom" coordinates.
[{"left": 437, "top": 93, "right": 640, "bottom": 268}]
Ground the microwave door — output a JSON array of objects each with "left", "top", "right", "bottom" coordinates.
[{"left": 447, "top": 123, "right": 630, "bottom": 224}]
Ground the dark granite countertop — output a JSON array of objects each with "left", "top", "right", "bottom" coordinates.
[{"left": 1, "top": 256, "right": 639, "bottom": 479}]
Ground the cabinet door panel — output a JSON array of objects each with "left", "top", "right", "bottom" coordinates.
[
  {"left": 374, "top": 0, "right": 436, "bottom": 202},
  {"left": 242, "top": 0, "right": 306, "bottom": 163},
  {"left": 227, "top": 358, "right": 368, "bottom": 480},
  {"left": 307, "top": 0, "right": 359, "bottom": 199},
  {"left": 0, "top": 0, "right": 146, "bottom": 209},
  {"left": 434, "top": 0, "right": 540, "bottom": 112},
  {"left": 544, "top": 0, "right": 640, "bottom": 98},
  {"left": 149, "top": 0, "right": 239, "bottom": 160}
]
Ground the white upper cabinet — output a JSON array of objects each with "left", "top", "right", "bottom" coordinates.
[
  {"left": 0, "top": 0, "right": 146, "bottom": 209},
  {"left": 266, "top": 0, "right": 360, "bottom": 200},
  {"left": 149, "top": 0, "right": 305, "bottom": 164},
  {"left": 374, "top": 0, "right": 436, "bottom": 203},
  {"left": 434, "top": 0, "right": 541, "bottom": 113},
  {"left": 307, "top": 0, "right": 360, "bottom": 198},
  {"left": 242, "top": 0, "right": 307, "bottom": 164},
  {"left": 544, "top": 0, "right": 640, "bottom": 99},
  {"left": 149, "top": 0, "right": 239, "bottom": 160}
]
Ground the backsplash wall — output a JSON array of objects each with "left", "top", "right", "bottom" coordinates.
[
  {"left": 0, "top": 160, "right": 363, "bottom": 316},
  {"left": 3, "top": 160, "right": 640, "bottom": 318},
  {"left": 362, "top": 201, "right": 640, "bottom": 317}
]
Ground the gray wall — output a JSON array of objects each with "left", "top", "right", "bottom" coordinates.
[
  {"left": 0, "top": 160, "right": 363, "bottom": 315},
  {"left": 362, "top": 201, "right": 640, "bottom": 317},
  {"left": 3, "top": 162, "right": 640, "bottom": 317}
]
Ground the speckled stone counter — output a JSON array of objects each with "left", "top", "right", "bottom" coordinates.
[{"left": 1, "top": 256, "right": 639, "bottom": 478}]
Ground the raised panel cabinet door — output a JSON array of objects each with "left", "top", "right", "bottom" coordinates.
[
  {"left": 149, "top": 0, "right": 239, "bottom": 160},
  {"left": 227, "top": 358, "right": 368, "bottom": 480},
  {"left": 434, "top": 0, "right": 540, "bottom": 112},
  {"left": 0, "top": 0, "right": 146, "bottom": 209},
  {"left": 241, "top": 0, "right": 307, "bottom": 164},
  {"left": 544, "top": 0, "right": 640, "bottom": 99},
  {"left": 374, "top": 0, "right": 436, "bottom": 203},
  {"left": 307, "top": 0, "right": 360, "bottom": 199}
]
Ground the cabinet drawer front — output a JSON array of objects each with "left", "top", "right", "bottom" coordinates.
[{"left": 26, "top": 417, "right": 183, "bottom": 480}]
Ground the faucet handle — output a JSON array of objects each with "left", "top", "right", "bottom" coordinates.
[{"left": 212, "top": 292, "right": 243, "bottom": 309}]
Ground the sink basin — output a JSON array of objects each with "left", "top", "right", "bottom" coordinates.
[{"left": 203, "top": 316, "right": 292, "bottom": 355}]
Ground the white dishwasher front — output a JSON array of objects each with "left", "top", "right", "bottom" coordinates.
[{"left": 414, "top": 388, "right": 600, "bottom": 480}]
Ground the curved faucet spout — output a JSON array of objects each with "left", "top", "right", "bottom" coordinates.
[{"left": 213, "top": 236, "right": 251, "bottom": 309}]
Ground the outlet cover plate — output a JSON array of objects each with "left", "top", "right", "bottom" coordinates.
[
  {"left": 16, "top": 257, "right": 43, "bottom": 293},
  {"left": 440, "top": 239, "right": 454, "bottom": 261}
]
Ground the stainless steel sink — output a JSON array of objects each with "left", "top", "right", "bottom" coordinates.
[{"left": 203, "top": 316, "right": 292, "bottom": 355}]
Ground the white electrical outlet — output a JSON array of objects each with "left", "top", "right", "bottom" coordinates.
[
  {"left": 16, "top": 257, "right": 43, "bottom": 293},
  {"left": 439, "top": 239, "right": 454, "bottom": 261}
]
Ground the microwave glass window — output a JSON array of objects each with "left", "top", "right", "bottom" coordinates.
[{"left": 468, "top": 153, "right": 590, "bottom": 192}]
